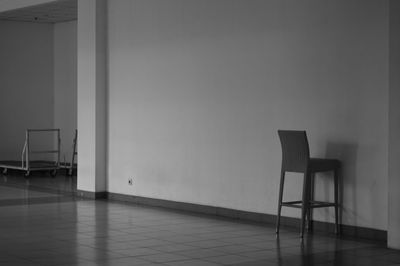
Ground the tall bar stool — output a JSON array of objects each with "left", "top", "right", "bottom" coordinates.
[{"left": 276, "top": 130, "right": 340, "bottom": 238}]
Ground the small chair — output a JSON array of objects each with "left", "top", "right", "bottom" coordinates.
[{"left": 276, "top": 130, "right": 340, "bottom": 238}]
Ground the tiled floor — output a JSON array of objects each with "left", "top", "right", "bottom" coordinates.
[{"left": 0, "top": 172, "right": 399, "bottom": 265}]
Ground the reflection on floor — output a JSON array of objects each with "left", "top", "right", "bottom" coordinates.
[
  {"left": 0, "top": 169, "right": 77, "bottom": 194},
  {"left": 0, "top": 172, "right": 398, "bottom": 265}
]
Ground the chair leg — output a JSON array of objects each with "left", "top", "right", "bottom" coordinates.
[
  {"left": 300, "top": 171, "right": 310, "bottom": 238},
  {"left": 276, "top": 170, "right": 285, "bottom": 234},
  {"left": 301, "top": 207, "right": 307, "bottom": 238},
  {"left": 334, "top": 168, "right": 340, "bottom": 235},
  {"left": 307, "top": 173, "right": 315, "bottom": 232}
]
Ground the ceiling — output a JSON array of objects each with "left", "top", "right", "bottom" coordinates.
[{"left": 0, "top": 0, "right": 77, "bottom": 23}]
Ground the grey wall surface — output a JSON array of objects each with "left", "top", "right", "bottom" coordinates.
[
  {"left": 107, "top": 0, "right": 389, "bottom": 230},
  {"left": 0, "top": 21, "right": 54, "bottom": 160},
  {"left": 54, "top": 21, "right": 77, "bottom": 165},
  {"left": 389, "top": 0, "right": 400, "bottom": 249},
  {"left": 0, "top": 19, "right": 77, "bottom": 165}
]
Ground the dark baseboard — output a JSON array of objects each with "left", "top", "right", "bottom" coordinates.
[
  {"left": 80, "top": 191, "right": 387, "bottom": 243},
  {"left": 339, "top": 223, "right": 387, "bottom": 242},
  {"left": 76, "top": 190, "right": 107, "bottom": 199}
]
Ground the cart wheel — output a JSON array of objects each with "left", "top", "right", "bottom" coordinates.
[
  {"left": 2, "top": 168, "right": 7, "bottom": 175},
  {"left": 24, "top": 171, "right": 30, "bottom": 178},
  {"left": 50, "top": 170, "right": 57, "bottom": 177},
  {"left": 68, "top": 168, "right": 73, "bottom": 176}
]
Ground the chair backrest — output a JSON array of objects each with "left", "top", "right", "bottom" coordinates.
[{"left": 278, "top": 130, "right": 310, "bottom": 173}]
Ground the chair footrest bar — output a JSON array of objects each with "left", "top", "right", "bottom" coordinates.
[
  {"left": 282, "top": 201, "right": 302, "bottom": 204},
  {"left": 280, "top": 200, "right": 337, "bottom": 209},
  {"left": 281, "top": 201, "right": 302, "bottom": 208},
  {"left": 309, "top": 201, "right": 336, "bottom": 208}
]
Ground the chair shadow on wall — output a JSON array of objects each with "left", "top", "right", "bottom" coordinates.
[{"left": 320, "top": 141, "right": 358, "bottom": 233}]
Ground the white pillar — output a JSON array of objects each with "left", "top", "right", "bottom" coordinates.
[
  {"left": 388, "top": 0, "right": 400, "bottom": 250},
  {"left": 77, "top": 0, "right": 107, "bottom": 197}
]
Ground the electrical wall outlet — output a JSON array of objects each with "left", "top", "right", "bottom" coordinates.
[{"left": 128, "top": 178, "right": 133, "bottom": 185}]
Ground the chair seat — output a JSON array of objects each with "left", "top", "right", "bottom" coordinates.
[{"left": 309, "top": 158, "right": 340, "bottom": 172}]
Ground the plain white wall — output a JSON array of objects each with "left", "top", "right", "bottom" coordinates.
[
  {"left": 107, "top": 0, "right": 389, "bottom": 231},
  {"left": 0, "top": 21, "right": 54, "bottom": 160},
  {"left": 389, "top": 0, "right": 400, "bottom": 249},
  {"left": 54, "top": 21, "right": 77, "bottom": 165},
  {"left": 0, "top": 0, "right": 56, "bottom": 12}
]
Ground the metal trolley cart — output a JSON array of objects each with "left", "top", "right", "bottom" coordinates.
[{"left": 0, "top": 129, "right": 61, "bottom": 177}]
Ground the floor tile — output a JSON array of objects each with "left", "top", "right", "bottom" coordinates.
[{"left": 0, "top": 172, "right": 396, "bottom": 266}]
